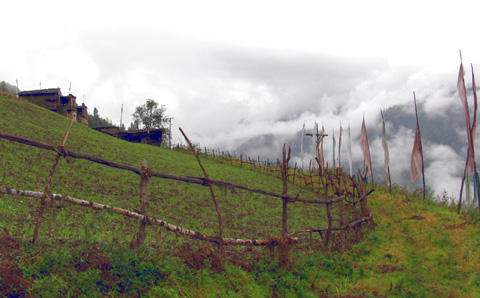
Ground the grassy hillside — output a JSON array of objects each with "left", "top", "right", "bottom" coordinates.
[{"left": 1, "top": 93, "right": 480, "bottom": 297}]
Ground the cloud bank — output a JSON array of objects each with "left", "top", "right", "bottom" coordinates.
[{"left": 2, "top": 2, "right": 480, "bottom": 200}]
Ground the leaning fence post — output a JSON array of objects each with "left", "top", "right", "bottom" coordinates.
[
  {"left": 32, "top": 115, "right": 76, "bottom": 245},
  {"left": 136, "top": 159, "right": 150, "bottom": 247},
  {"left": 179, "top": 128, "right": 224, "bottom": 260}
]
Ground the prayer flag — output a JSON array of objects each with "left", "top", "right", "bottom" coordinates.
[
  {"left": 360, "top": 116, "right": 372, "bottom": 177},
  {"left": 410, "top": 94, "right": 424, "bottom": 181},
  {"left": 381, "top": 111, "right": 391, "bottom": 189}
]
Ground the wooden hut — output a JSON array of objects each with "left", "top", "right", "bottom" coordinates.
[{"left": 18, "top": 88, "right": 88, "bottom": 125}]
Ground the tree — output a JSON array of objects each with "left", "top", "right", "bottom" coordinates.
[
  {"left": 93, "top": 107, "right": 99, "bottom": 127},
  {"left": 132, "top": 99, "right": 168, "bottom": 131},
  {"left": 128, "top": 120, "right": 140, "bottom": 131},
  {"left": 0, "top": 81, "right": 18, "bottom": 95},
  {"left": 87, "top": 107, "right": 114, "bottom": 128}
]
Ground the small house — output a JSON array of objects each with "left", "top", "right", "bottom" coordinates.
[{"left": 18, "top": 88, "right": 88, "bottom": 125}]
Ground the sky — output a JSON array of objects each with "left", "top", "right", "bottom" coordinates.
[{"left": 2, "top": 0, "right": 480, "bottom": 198}]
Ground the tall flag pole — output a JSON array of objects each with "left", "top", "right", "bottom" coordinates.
[
  {"left": 338, "top": 123, "right": 343, "bottom": 174},
  {"left": 301, "top": 121, "right": 305, "bottom": 169},
  {"left": 457, "top": 54, "right": 479, "bottom": 212},
  {"left": 320, "top": 124, "right": 325, "bottom": 171},
  {"left": 347, "top": 124, "right": 353, "bottom": 176},
  {"left": 472, "top": 64, "right": 478, "bottom": 144},
  {"left": 466, "top": 169, "right": 472, "bottom": 205},
  {"left": 410, "top": 92, "right": 426, "bottom": 200},
  {"left": 470, "top": 64, "right": 480, "bottom": 211},
  {"left": 119, "top": 104, "right": 124, "bottom": 130},
  {"left": 458, "top": 52, "right": 476, "bottom": 173},
  {"left": 381, "top": 110, "right": 392, "bottom": 193},
  {"left": 312, "top": 122, "right": 317, "bottom": 170},
  {"left": 332, "top": 128, "right": 336, "bottom": 174},
  {"left": 360, "top": 115, "right": 373, "bottom": 179}
]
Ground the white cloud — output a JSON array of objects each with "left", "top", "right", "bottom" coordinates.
[
  {"left": 425, "top": 144, "right": 465, "bottom": 197},
  {"left": 2, "top": 0, "right": 480, "bottom": 197}
]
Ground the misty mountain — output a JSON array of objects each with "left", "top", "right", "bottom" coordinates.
[
  {"left": 383, "top": 100, "right": 467, "bottom": 153},
  {"left": 220, "top": 97, "right": 474, "bottom": 196},
  {"left": 230, "top": 99, "right": 469, "bottom": 160}
]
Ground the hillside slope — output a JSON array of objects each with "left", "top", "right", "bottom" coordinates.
[
  {"left": 0, "top": 94, "right": 325, "bottom": 240},
  {"left": 1, "top": 94, "right": 479, "bottom": 297}
]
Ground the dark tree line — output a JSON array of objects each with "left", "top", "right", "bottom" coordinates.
[
  {"left": 87, "top": 107, "right": 115, "bottom": 128},
  {"left": 0, "top": 81, "right": 18, "bottom": 95}
]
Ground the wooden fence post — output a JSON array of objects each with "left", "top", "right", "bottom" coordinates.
[
  {"left": 293, "top": 163, "right": 297, "bottom": 184},
  {"left": 281, "top": 145, "right": 291, "bottom": 236},
  {"left": 179, "top": 128, "right": 224, "bottom": 254},
  {"left": 324, "top": 203, "right": 333, "bottom": 247},
  {"left": 136, "top": 159, "right": 150, "bottom": 247},
  {"left": 32, "top": 116, "right": 76, "bottom": 245},
  {"left": 279, "top": 145, "right": 292, "bottom": 267}
]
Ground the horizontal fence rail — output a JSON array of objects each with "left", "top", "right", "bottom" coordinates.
[
  {"left": 0, "top": 131, "right": 351, "bottom": 205},
  {"left": 0, "top": 187, "right": 298, "bottom": 246}
]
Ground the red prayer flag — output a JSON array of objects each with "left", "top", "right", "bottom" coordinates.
[{"left": 360, "top": 116, "right": 372, "bottom": 177}]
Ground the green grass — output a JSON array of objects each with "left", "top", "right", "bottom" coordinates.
[
  {"left": 1, "top": 94, "right": 480, "bottom": 297},
  {"left": 0, "top": 95, "right": 325, "bottom": 241}
]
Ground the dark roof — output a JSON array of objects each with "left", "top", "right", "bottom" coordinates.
[
  {"left": 94, "top": 126, "right": 119, "bottom": 130},
  {"left": 18, "top": 88, "right": 62, "bottom": 96}
]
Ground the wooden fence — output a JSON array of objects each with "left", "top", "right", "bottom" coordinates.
[
  {"left": 173, "top": 144, "right": 373, "bottom": 198},
  {"left": 0, "top": 118, "right": 374, "bottom": 264}
]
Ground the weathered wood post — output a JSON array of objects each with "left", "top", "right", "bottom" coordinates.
[
  {"left": 136, "top": 159, "right": 150, "bottom": 247},
  {"left": 179, "top": 128, "right": 224, "bottom": 263},
  {"left": 324, "top": 203, "right": 333, "bottom": 248},
  {"left": 281, "top": 145, "right": 289, "bottom": 235},
  {"left": 320, "top": 164, "right": 333, "bottom": 248},
  {"left": 293, "top": 163, "right": 297, "bottom": 184},
  {"left": 32, "top": 116, "right": 76, "bottom": 245},
  {"left": 279, "top": 144, "right": 291, "bottom": 267}
]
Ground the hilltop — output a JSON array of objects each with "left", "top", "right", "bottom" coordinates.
[{"left": 1, "top": 93, "right": 479, "bottom": 297}]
